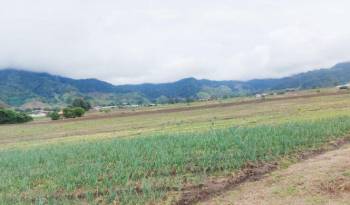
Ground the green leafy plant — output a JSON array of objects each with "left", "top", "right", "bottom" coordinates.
[
  {"left": 72, "top": 98, "right": 91, "bottom": 111},
  {"left": 48, "top": 111, "right": 61, "bottom": 120},
  {"left": 63, "top": 107, "right": 85, "bottom": 118},
  {"left": 1, "top": 117, "right": 350, "bottom": 204},
  {"left": 0, "top": 109, "right": 33, "bottom": 124}
]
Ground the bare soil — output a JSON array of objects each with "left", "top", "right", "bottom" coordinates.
[
  {"left": 200, "top": 143, "right": 350, "bottom": 205},
  {"left": 175, "top": 138, "right": 350, "bottom": 205}
]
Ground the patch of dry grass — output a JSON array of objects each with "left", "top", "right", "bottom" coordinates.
[{"left": 201, "top": 144, "right": 350, "bottom": 205}]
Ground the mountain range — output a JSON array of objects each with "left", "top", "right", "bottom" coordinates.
[{"left": 1, "top": 62, "right": 350, "bottom": 108}]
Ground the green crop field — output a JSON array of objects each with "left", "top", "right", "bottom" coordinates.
[{"left": 1, "top": 90, "right": 350, "bottom": 204}]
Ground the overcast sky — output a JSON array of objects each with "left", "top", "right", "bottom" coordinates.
[{"left": 0, "top": 0, "right": 350, "bottom": 84}]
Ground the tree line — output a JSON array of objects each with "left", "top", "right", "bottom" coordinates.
[
  {"left": 0, "top": 109, "right": 33, "bottom": 124},
  {"left": 0, "top": 98, "right": 92, "bottom": 124}
]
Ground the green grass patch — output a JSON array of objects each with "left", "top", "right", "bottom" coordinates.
[{"left": 1, "top": 116, "right": 350, "bottom": 204}]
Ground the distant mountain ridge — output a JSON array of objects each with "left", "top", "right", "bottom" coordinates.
[{"left": 1, "top": 62, "right": 350, "bottom": 107}]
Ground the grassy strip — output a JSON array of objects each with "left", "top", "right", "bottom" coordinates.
[{"left": 1, "top": 116, "right": 350, "bottom": 204}]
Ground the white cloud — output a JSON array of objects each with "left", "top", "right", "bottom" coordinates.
[{"left": 0, "top": 0, "right": 349, "bottom": 84}]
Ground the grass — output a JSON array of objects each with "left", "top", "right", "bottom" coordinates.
[
  {"left": 1, "top": 90, "right": 350, "bottom": 204},
  {"left": 2, "top": 116, "right": 350, "bottom": 204},
  {"left": 1, "top": 91, "right": 350, "bottom": 149}
]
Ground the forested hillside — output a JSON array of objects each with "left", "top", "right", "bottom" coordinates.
[{"left": 1, "top": 62, "right": 349, "bottom": 107}]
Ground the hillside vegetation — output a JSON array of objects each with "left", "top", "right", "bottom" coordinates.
[{"left": 1, "top": 62, "right": 350, "bottom": 106}]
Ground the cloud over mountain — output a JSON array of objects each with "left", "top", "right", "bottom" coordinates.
[{"left": 1, "top": 0, "right": 350, "bottom": 84}]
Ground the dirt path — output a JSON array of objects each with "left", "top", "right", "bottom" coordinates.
[{"left": 199, "top": 144, "right": 350, "bottom": 205}]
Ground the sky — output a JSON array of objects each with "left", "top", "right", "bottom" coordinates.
[{"left": 0, "top": 0, "right": 350, "bottom": 85}]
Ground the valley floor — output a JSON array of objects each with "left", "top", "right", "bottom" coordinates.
[
  {"left": 1, "top": 89, "right": 349, "bottom": 149},
  {"left": 2, "top": 89, "right": 350, "bottom": 204},
  {"left": 200, "top": 143, "right": 350, "bottom": 205}
]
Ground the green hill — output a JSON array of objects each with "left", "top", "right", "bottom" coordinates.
[{"left": 1, "top": 62, "right": 350, "bottom": 107}]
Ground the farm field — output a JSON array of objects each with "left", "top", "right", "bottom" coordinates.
[
  {"left": 1, "top": 89, "right": 350, "bottom": 204},
  {"left": 0, "top": 89, "right": 348, "bottom": 148},
  {"left": 201, "top": 143, "right": 350, "bottom": 205}
]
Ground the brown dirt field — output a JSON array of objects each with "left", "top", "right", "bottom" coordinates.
[
  {"left": 28, "top": 90, "right": 350, "bottom": 125},
  {"left": 198, "top": 142, "right": 350, "bottom": 205}
]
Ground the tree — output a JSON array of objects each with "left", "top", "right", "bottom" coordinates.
[
  {"left": 63, "top": 107, "right": 85, "bottom": 118},
  {"left": 0, "top": 109, "right": 33, "bottom": 124},
  {"left": 197, "top": 92, "right": 211, "bottom": 100},
  {"left": 156, "top": 96, "right": 169, "bottom": 104},
  {"left": 48, "top": 111, "right": 60, "bottom": 120},
  {"left": 63, "top": 108, "right": 75, "bottom": 118},
  {"left": 72, "top": 98, "right": 91, "bottom": 111},
  {"left": 73, "top": 107, "right": 85, "bottom": 117}
]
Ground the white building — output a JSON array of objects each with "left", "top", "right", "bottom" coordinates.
[{"left": 336, "top": 84, "right": 350, "bottom": 90}]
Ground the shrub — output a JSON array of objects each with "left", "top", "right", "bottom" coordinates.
[
  {"left": 0, "top": 109, "right": 33, "bottom": 124},
  {"left": 73, "top": 107, "right": 85, "bottom": 117},
  {"left": 63, "top": 108, "right": 75, "bottom": 118},
  {"left": 48, "top": 111, "right": 60, "bottom": 120},
  {"left": 72, "top": 98, "right": 91, "bottom": 111},
  {"left": 63, "top": 107, "right": 85, "bottom": 118}
]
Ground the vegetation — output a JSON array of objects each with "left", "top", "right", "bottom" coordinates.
[
  {"left": 44, "top": 99, "right": 89, "bottom": 121},
  {"left": 1, "top": 91, "right": 350, "bottom": 204},
  {"left": 0, "top": 108, "right": 33, "bottom": 124},
  {"left": 62, "top": 107, "right": 85, "bottom": 118},
  {"left": 1, "top": 91, "right": 350, "bottom": 146},
  {"left": 2, "top": 62, "right": 350, "bottom": 106},
  {"left": 72, "top": 98, "right": 91, "bottom": 111},
  {"left": 48, "top": 111, "right": 60, "bottom": 120},
  {"left": 1, "top": 116, "right": 350, "bottom": 204},
  {"left": 197, "top": 85, "right": 233, "bottom": 100},
  {"left": 156, "top": 95, "right": 169, "bottom": 104}
]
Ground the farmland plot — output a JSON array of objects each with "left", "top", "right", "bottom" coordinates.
[{"left": 1, "top": 91, "right": 350, "bottom": 204}]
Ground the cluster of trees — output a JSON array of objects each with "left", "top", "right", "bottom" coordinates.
[
  {"left": 155, "top": 96, "right": 196, "bottom": 104},
  {"left": 62, "top": 107, "right": 85, "bottom": 118},
  {"left": 0, "top": 109, "right": 33, "bottom": 124},
  {"left": 48, "top": 98, "right": 91, "bottom": 120}
]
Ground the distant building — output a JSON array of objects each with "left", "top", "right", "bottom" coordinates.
[
  {"left": 93, "top": 106, "right": 101, "bottom": 111},
  {"left": 93, "top": 105, "right": 117, "bottom": 111},
  {"left": 256, "top": 93, "right": 268, "bottom": 99},
  {"left": 336, "top": 84, "right": 350, "bottom": 90},
  {"left": 29, "top": 109, "right": 49, "bottom": 118},
  {"left": 285, "top": 88, "right": 297, "bottom": 92}
]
